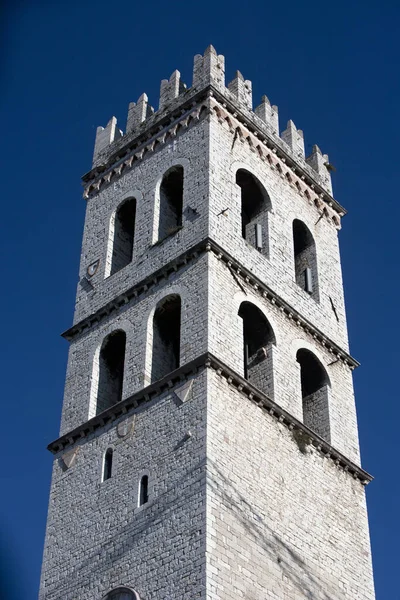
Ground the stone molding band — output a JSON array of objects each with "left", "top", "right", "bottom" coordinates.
[
  {"left": 82, "top": 85, "right": 345, "bottom": 219},
  {"left": 47, "top": 351, "right": 372, "bottom": 486},
  {"left": 63, "top": 238, "right": 359, "bottom": 370}
]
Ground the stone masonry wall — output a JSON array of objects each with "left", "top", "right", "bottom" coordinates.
[
  {"left": 207, "top": 253, "right": 360, "bottom": 463},
  {"left": 40, "top": 47, "right": 375, "bottom": 600},
  {"left": 40, "top": 372, "right": 208, "bottom": 600},
  {"left": 209, "top": 111, "right": 349, "bottom": 351},
  {"left": 206, "top": 370, "right": 375, "bottom": 600},
  {"left": 303, "top": 384, "right": 330, "bottom": 442},
  {"left": 74, "top": 116, "right": 210, "bottom": 325},
  {"left": 60, "top": 256, "right": 208, "bottom": 435}
]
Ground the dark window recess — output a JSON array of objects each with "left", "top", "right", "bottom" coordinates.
[
  {"left": 106, "top": 588, "right": 137, "bottom": 600},
  {"left": 293, "top": 219, "right": 319, "bottom": 300},
  {"left": 236, "top": 169, "right": 271, "bottom": 256},
  {"left": 297, "top": 349, "right": 330, "bottom": 442},
  {"left": 96, "top": 331, "right": 126, "bottom": 415},
  {"left": 158, "top": 166, "right": 184, "bottom": 240},
  {"left": 110, "top": 198, "right": 136, "bottom": 275},
  {"left": 238, "top": 301, "right": 275, "bottom": 398},
  {"left": 139, "top": 475, "right": 149, "bottom": 506},
  {"left": 103, "top": 448, "right": 113, "bottom": 481},
  {"left": 151, "top": 295, "right": 181, "bottom": 382}
]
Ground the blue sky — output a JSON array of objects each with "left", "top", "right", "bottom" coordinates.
[{"left": 1, "top": 0, "right": 398, "bottom": 598}]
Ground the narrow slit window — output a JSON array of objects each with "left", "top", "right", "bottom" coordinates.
[
  {"left": 139, "top": 475, "right": 149, "bottom": 506},
  {"left": 103, "top": 448, "right": 113, "bottom": 481}
]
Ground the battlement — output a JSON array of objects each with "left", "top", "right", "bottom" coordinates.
[{"left": 92, "top": 46, "right": 333, "bottom": 195}]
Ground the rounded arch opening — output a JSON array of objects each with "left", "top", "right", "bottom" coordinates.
[
  {"left": 238, "top": 301, "right": 275, "bottom": 398},
  {"left": 151, "top": 294, "right": 181, "bottom": 382},
  {"left": 109, "top": 197, "right": 136, "bottom": 276},
  {"left": 158, "top": 166, "right": 184, "bottom": 241},
  {"left": 236, "top": 169, "right": 271, "bottom": 256},
  {"left": 96, "top": 330, "right": 126, "bottom": 415},
  {"left": 292, "top": 219, "right": 319, "bottom": 300},
  {"left": 296, "top": 349, "right": 330, "bottom": 441}
]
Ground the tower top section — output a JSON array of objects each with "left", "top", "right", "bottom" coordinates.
[{"left": 88, "top": 46, "right": 337, "bottom": 209}]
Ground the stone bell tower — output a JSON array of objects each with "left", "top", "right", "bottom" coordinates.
[{"left": 39, "top": 46, "right": 376, "bottom": 600}]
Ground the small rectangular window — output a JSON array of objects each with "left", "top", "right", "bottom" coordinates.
[
  {"left": 103, "top": 449, "right": 113, "bottom": 481},
  {"left": 304, "top": 267, "right": 313, "bottom": 293},
  {"left": 139, "top": 475, "right": 149, "bottom": 506},
  {"left": 255, "top": 223, "right": 263, "bottom": 250}
]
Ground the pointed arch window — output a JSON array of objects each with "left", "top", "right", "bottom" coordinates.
[
  {"left": 292, "top": 220, "right": 319, "bottom": 300},
  {"left": 151, "top": 295, "right": 181, "bottom": 382},
  {"left": 296, "top": 349, "right": 330, "bottom": 442},
  {"left": 238, "top": 302, "right": 276, "bottom": 398},
  {"left": 110, "top": 198, "right": 136, "bottom": 275},
  {"left": 158, "top": 166, "right": 184, "bottom": 241},
  {"left": 236, "top": 169, "right": 271, "bottom": 256},
  {"left": 96, "top": 330, "right": 126, "bottom": 415}
]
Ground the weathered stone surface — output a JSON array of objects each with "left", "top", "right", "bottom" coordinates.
[{"left": 39, "top": 48, "right": 375, "bottom": 600}]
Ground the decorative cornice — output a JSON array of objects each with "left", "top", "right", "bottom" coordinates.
[
  {"left": 47, "top": 352, "right": 372, "bottom": 486},
  {"left": 208, "top": 93, "right": 341, "bottom": 229},
  {"left": 48, "top": 353, "right": 207, "bottom": 455},
  {"left": 63, "top": 238, "right": 358, "bottom": 370},
  {"left": 82, "top": 89, "right": 210, "bottom": 199},
  {"left": 208, "top": 239, "right": 359, "bottom": 369},
  {"left": 82, "top": 84, "right": 344, "bottom": 224},
  {"left": 62, "top": 241, "right": 206, "bottom": 341}
]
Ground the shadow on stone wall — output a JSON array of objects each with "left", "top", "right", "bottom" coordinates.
[
  {"left": 46, "top": 456, "right": 345, "bottom": 600},
  {"left": 208, "top": 460, "right": 343, "bottom": 600}
]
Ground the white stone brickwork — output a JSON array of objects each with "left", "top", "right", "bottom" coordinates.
[{"left": 39, "top": 46, "right": 376, "bottom": 600}]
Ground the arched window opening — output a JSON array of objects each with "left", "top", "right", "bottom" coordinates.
[
  {"left": 158, "top": 166, "right": 184, "bottom": 241},
  {"left": 96, "top": 330, "right": 126, "bottom": 415},
  {"left": 110, "top": 198, "right": 136, "bottom": 275},
  {"left": 138, "top": 475, "right": 149, "bottom": 506},
  {"left": 293, "top": 219, "right": 319, "bottom": 300},
  {"left": 236, "top": 169, "right": 271, "bottom": 256},
  {"left": 103, "top": 448, "right": 113, "bottom": 481},
  {"left": 151, "top": 295, "right": 181, "bottom": 382},
  {"left": 105, "top": 588, "right": 139, "bottom": 600},
  {"left": 238, "top": 302, "right": 275, "bottom": 398},
  {"left": 297, "top": 349, "right": 330, "bottom": 442}
]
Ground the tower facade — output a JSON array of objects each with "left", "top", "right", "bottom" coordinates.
[{"left": 39, "top": 47, "right": 376, "bottom": 600}]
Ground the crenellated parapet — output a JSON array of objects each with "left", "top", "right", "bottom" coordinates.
[
  {"left": 254, "top": 96, "right": 279, "bottom": 135},
  {"left": 159, "top": 70, "right": 187, "bottom": 111},
  {"left": 227, "top": 71, "right": 252, "bottom": 110},
  {"left": 90, "top": 45, "right": 335, "bottom": 200},
  {"left": 126, "top": 93, "right": 154, "bottom": 134},
  {"left": 306, "top": 145, "right": 333, "bottom": 195},
  {"left": 193, "top": 45, "right": 225, "bottom": 90},
  {"left": 281, "top": 120, "right": 305, "bottom": 160},
  {"left": 93, "top": 117, "right": 123, "bottom": 165}
]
